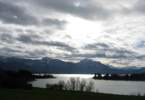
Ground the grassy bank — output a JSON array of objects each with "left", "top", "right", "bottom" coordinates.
[{"left": 0, "top": 88, "right": 145, "bottom": 100}]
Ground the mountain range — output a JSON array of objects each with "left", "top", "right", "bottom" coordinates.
[{"left": 0, "top": 56, "right": 145, "bottom": 74}]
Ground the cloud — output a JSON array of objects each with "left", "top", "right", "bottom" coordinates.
[
  {"left": 0, "top": 0, "right": 145, "bottom": 67},
  {"left": 0, "top": 0, "right": 67, "bottom": 29},
  {"left": 0, "top": 33, "right": 15, "bottom": 43},
  {"left": 135, "top": 40, "right": 145, "bottom": 48},
  {"left": 0, "top": 46, "right": 25, "bottom": 58},
  {"left": 24, "top": 49, "right": 49, "bottom": 58},
  {"left": 41, "top": 18, "right": 67, "bottom": 29},
  {"left": 17, "top": 34, "right": 76, "bottom": 52},
  {"left": 0, "top": 1, "right": 38, "bottom": 25},
  {"left": 84, "top": 43, "right": 110, "bottom": 50},
  {"left": 134, "top": 0, "right": 145, "bottom": 14},
  {"left": 31, "top": 0, "right": 111, "bottom": 20},
  {"left": 75, "top": 42, "right": 137, "bottom": 59}
]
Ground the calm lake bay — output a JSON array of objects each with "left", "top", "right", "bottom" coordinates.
[{"left": 32, "top": 74, "right": 145, "bottom": 96}]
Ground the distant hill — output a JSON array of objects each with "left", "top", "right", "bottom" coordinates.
[{"left": 0, "top": 56, "right": 145, "bottom": 74}]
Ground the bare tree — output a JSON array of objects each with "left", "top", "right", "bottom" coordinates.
[
  {"left": 79, "top": 79, "right": 87, "bottom": 91},
  {"left": 85, "top": 81, "right": 94, "bottom": 92},
  {"left": 57, "top": 78, "right": 94, "bottom": 92}
]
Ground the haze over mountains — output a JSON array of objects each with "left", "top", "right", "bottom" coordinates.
[{"left": 0, "top": 56, "right": 145, "bottom": 74}]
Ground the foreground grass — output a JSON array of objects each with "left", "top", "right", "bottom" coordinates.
[{"left": 0, "top": 88, "right": 145, "bottom": 100}]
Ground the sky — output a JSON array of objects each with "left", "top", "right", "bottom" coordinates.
[{"left": 1, "top": 0, "right": 145, "bottom": 67}]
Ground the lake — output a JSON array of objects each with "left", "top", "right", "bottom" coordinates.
[{"left": 32, "top": 74, "right": 145, "bottom": 96}]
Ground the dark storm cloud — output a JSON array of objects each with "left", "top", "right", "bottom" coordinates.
[
  {"left": 0, "top": 46, "right": 24, "bottom": 57},
  {"left": 106, "top": 49, "right": 137, "bottom": 59},
  {"left": 17, "top": 34, "right": 40, "bottom": 44},
  {"left": 84, "top": 43, "right": 110, "bottom": 50},
  {"left": 25, "top": 49, "right": 48, "bottom": 58},
  {"left": 0, "top": 1, "right": 38, "bottom": 25},
  {"left": 32, "top": 0, "right": 111, "bottom": 20},
  {"left": 17, "top": 34, "right": 76, "bottom": 52},
  {"left": 0, "top": 1, "right": 67, "bottom": 28},
  {"left": 0, "top": 33, "right": 15, "bottom": 43},
  {"left": 42, "top": 18, "right": 67, "bottom": 28},
  {"left": 122, "top": 0, "right": 145, "bottom": 15},
  {"left": 134, "top": 0, "right": 145, "bottom": 13},
  {"left": 70, "top": 49, "right": 136, "bottom": 59},
  {"left": 0, "top": 46, "right": 47, "bottom": 58},
  {"left": 82, "top": 43, "right": 137, "bottom": 59},
  {"left": 0, "top": 40, "right": 49, "bottom": 58},
  {"left": 0, "top": 47, "right": 19, "bottom": 53}
]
